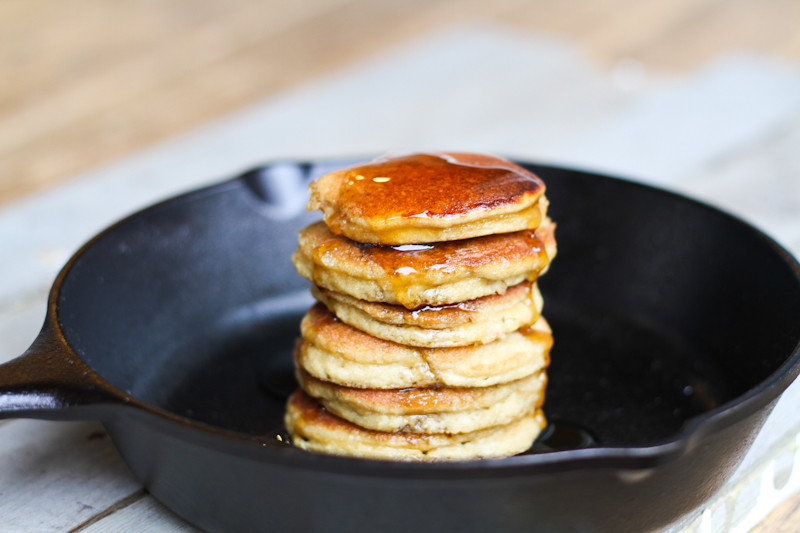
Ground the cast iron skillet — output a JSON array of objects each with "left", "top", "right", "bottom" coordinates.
[{"left": 1, "top": 160, "right": 800, "bottom": 533}]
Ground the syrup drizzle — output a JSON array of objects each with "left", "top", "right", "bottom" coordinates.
[
  {"left": 308, "top": 226, "right": 549, "bottom": 309},
  {"left": 325, "top": 153, "right": 545, "bottom": 239}
]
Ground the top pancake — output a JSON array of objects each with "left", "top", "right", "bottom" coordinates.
[{"left": 307, "top": 152, "right": 546, "bottom": 245}]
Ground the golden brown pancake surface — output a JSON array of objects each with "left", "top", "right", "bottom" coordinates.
[
  {"left": 296, "top": 369, "right": 547, "bottom": 434},
  {"left": 312, "top": 281, "right": 542, "bottom": 346},
  {"left": 292, "top": 216, "right": 555, "bottom": 309},
  {"left": 285, "top": 390, "right": 546, "bottom": 461},
  {"left": 297, "top": 303, "right": 553, "bottom": 389},
  {"left": 307, "top": 152, "right": 546, "bottom": 244}
]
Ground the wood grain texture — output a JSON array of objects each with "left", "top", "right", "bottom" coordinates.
[
  {"left": 2, "top": 0, "right": 800, "bottom": 206},
  {"left": 751, "top": 494, "right": 800, "bottom": 533},
  {"left": 0, "top": 420, "right": 140, "bottom": 531}
]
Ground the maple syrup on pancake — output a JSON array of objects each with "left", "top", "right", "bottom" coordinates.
[
  {"left": 519, "top": 325, "right": 554, "bottom": 353},
  {"left": 303, "top": 302, "right": 339, "bottom": 332},
  {"left": 310, "top": 228, "right": 548, "bottom": 309},
  {"left": 524, "top": 282, "right": 543, "bottom": 323},
  {"left": 283, "top": 153, "right": 563, "bottom": 453},
  {"left": 334, "top": 153, "right": 545, "bottom": 224}
]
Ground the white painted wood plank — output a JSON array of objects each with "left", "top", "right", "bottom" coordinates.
[
  {"left": 0, "top": 420, "right": 140, "bottom": 532},
  {"left": 686, "top": 116, "right": 800, "bottom": 255},
  {"left": 78, "top": 494, "right": 199, "bottom": 533},
  {"left": 555, "top": 54, "right": 800, "bottom": 186},
  {"left": 0, "top": 290, "right": 47, "bottom": 365}
]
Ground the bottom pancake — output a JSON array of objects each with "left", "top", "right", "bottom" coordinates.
[
  {"left": 297, "top": 369, "right": 546, "bottom": 434},
  {"left": 285, "top": 390, "right": 546, "bottom": 461}
]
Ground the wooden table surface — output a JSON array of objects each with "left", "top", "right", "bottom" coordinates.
[{"left": 2, "top": 1, "right": 799, "bottom": 531}]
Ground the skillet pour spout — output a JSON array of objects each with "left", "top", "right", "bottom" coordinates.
[{"left": 1, "top": 160, "right": 800, "bottom": 533}]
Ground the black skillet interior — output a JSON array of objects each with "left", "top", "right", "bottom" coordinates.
[{"left": 56, "top": 161, "right": 800, "bottom": 451}]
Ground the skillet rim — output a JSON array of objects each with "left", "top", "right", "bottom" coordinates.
[{"left": 47, "top": 159, "right": 800, "bottom": 478}]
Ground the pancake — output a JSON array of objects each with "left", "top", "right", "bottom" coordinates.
[
  {"left": 296, "top": 369, "right": 546, "bottom": 434},
  {"left": 285, "top": 389, "right": 546, "bottom": 461},
  {"left": 292, "top": 216, "right": 556, "bottom": 309},
  {"left": 307, "top": 152, "right": 546, "bottom": 245},
  {"left": 312, "top": 281, "right": 542, "bottom": 347},
  {"left": 298, "top": 303, "right": 552, "bottom": 389}
]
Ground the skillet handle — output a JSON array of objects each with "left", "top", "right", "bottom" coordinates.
[{"left": 0, "top": 323, "right": 127, "bottom": 421}]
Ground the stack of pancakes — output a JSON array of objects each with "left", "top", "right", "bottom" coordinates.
[{"left": 285, "top": 152, "right": 556, "bottom": 461}]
